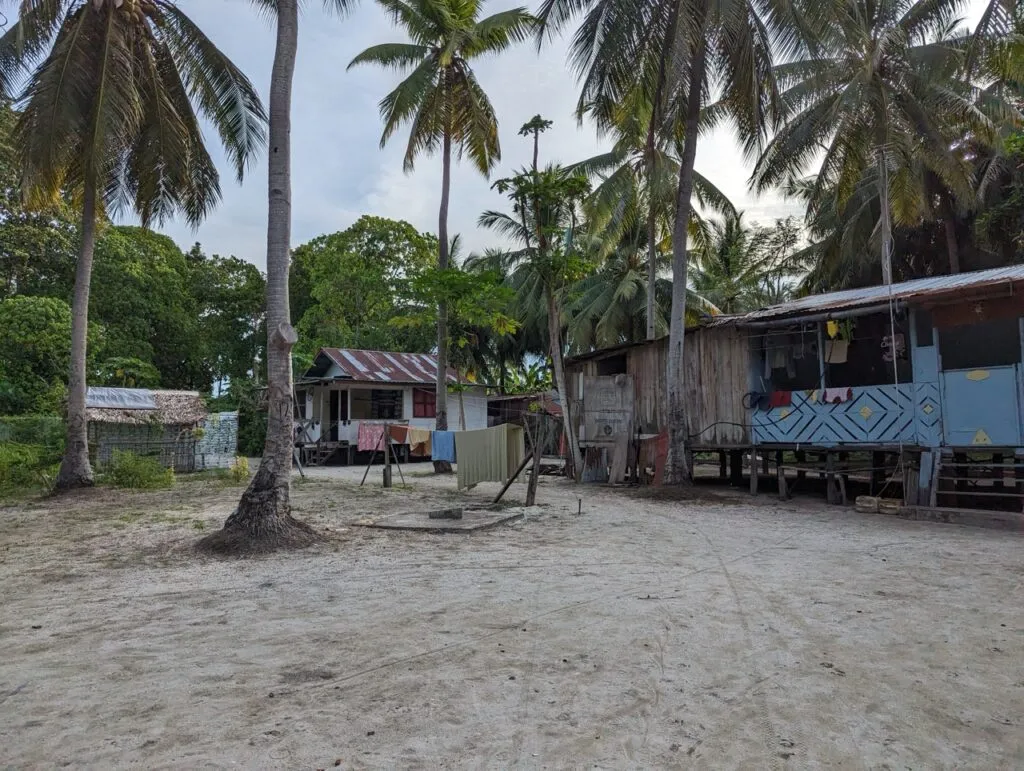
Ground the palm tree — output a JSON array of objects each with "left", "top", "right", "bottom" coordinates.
[
  {"left": 567, "top": 224, "right": 720, "bottom": 351},
  {"left": 689, "top": 211, "right": 805, "bottom": 312},
  {"left": 751, "top": 0, "right": 1002, "bottom": 285},
  {"left": 0, "top": 0, "right": 266, "bottom": 490},
  {"left": 571, "top": 105, "right": 734, "bottom": 342},
  {"left": 481, "top": 164, "right": 590, "bottom": 478},
  {"left": 349, "top": 0, "right": 534, "bottom": 470},
  {"left": 519, "top": 114, "right": 553, "bottom": 173},
  {"left": 540, "top": 0, "right": 809, "bottom": 483},
  {"left": 201, "top": 0, "right": 352, "bottom": 554}
]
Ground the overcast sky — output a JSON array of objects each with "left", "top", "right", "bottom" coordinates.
[{"left": 148, "top": 0, "right": 986, "bottom": 268}]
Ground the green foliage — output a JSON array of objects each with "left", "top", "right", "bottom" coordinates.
[
  {"left": 93, "top": 357, "right": 162, "bottom": 389},
  {"left": 690, "top": 214, "right": 805, "bottom": 313},
  {"left": 186, "top": 244, "right": 266, "bottom": 387},
  {"left": 0, "top": 415, "right": 66, "bottom": 451},
  {"left": 91, "top": 226, "right": 212, "bottom": 389},
  {"left": 0, "top": 442, "right": 59, "bottom": 494},
  {"left": 293, "top": 215, "right": 438, "bottom": 357},
  {"left": 105, "top": 451, "right": 175, "bottom": 490},
  {"left": 0, "top": 296, "right": 91, "bottom": 414}
]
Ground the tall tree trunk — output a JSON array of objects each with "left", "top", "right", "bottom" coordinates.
[
  {"left": 878, "top": 152, "right": 893, "bottom": 285},
  {"left": 664, "top": 35, "right": 707, "bottom": 485},
  {"left": 532, "top": 131, "right": 539, "bottom": 174},
  {"left": 645, "top": 0, "right": 677, "bottom": 342},
  {"left": 434, "top": 129, "right": 453, "bottom": 472},
  {"left": 55, "top": 173, "right": 98, "bottom": 491},
  {"left": 548, "top": 290, "right": 582, "bottom": 480},
  {"left": 939, "top": 193, "right": 961, "bottom": 273},
  {"left": 199, "top": 0, "right": 315, "bottom": 554}
]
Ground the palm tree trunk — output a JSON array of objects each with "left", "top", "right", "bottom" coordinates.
[
  {"left": 548, "top": 289, "right": 582, "bottom": 480},
  {"left": 878, "top": 152, "right": 893, "bottom": 285},
  {"left": 665, "top": 35, "right": 707, "bottom": 486},
  {"left": 645, "top": 0, "right": 677, "bottom": 342},
  {"left": 200, "top": 0, "right": 315, "bottom": 554},
  {"left": 55, "top": 173, "right": 98, "bottom": 491},
  {"left": 532, "top": 130, "right": 539, "bottom": 174},
  {"left": 940, "top": 193, "right": 961, "bottom": 273},
  {"left": 434, "top": 128, "right": 453, "bottom": 472}
]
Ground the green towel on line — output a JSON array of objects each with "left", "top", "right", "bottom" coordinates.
[{"left": 455, "top": 424, "right": 525, "bottom": 490}]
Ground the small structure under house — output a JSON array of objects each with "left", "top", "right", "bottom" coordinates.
[
  {"left": 565, "top": 265, "right": 1024, "bottom": 510},
  {"left": 295, "top": 347, "right": 488, "bottom": 466},
  {"left": 86, "top": 387, "right": 236, "bottom": 473}
]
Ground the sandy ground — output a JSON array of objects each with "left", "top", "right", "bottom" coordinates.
[{"left": 1, "top": 464, "right": 1023, "bottom": 769}]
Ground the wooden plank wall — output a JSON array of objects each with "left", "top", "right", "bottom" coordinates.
[
  {"left": 683, "top": 327, "right": 750, "bottom": 446},
  {"left": 565, "top": 327, "right": 751, "bottom": 448}
]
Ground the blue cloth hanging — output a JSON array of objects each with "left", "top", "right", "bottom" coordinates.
[{"left": 431, "top": 430, "right": 456, "bottom": 462}]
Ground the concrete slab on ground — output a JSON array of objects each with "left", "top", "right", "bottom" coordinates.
[{"left": 355, "top": 507, "right": 525, "bottom": 533}]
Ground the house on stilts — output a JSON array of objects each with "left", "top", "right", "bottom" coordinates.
[{"left": 564, "top": 265, "right": 1024, "bottom": 509}]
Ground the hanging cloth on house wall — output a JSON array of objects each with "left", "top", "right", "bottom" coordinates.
[{"left": 455, "top": 424, "right": 526, "bottom": 489}]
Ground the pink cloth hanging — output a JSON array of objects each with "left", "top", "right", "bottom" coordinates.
[
  {"left": 823, "top": 387, "right": 853, "bottom": 404},
  {"left": 357, "top": 422, "right": 386, "bottom": 452}
]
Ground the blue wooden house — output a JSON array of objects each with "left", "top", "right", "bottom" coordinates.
[{"left": 566, "top": 265, "right": 1024, "bottom": 507}]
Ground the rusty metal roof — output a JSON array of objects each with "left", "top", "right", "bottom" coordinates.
[
  {"left": 714, "top": 265, "right": 1024, "bottom": 325},
  {"left": 314, "top": 348, "right": 459, "bottom": 385}
]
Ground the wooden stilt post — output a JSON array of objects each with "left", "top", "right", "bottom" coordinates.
[
  {"left": 796, "top": 450, "right": 806, "bottom": 484},
  {"left": 872, "top": 451, "right": 885, "bottom": 496},
  {"left": 749, "top": 447, "right": 759, "bottom": 495},
  {"left": 776, "top": 450, "right": 787, "bottom": 500},
  {"left": 730, "top": 450, "right": 742, "bottom": 486},
  {"left": 719, "top": 451, "right": 727, "bottom": 479}
]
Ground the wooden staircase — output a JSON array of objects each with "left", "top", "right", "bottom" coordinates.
[
  {"left": 302, "top": 441, "right": 346, "bottom": 467},
  {"left": 932, "top": 449, "right": 1024, "bottom": 510}
]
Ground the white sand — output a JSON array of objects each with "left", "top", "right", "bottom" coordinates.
[{"left": 1, "top": 466, "right": 1022, "bottom": 768}]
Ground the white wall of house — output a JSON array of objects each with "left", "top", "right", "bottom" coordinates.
[{"left": 296, "top": 383, "right": 487, "bottom": 444}]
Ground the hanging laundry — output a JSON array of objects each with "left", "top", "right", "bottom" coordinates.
[
  {"left": 357, "top": 422, "right": 386, "bottom": 452},
  {"left": 823, "top": 387, "right": 853, "bottom": 404},
  {"left": 455, "top": 424, "right": 526, "bottom": 489},
  {"left": 826, "top": 319, "right": 840, "bottom": 339},
  {"left": 824, "top": 340, "right": 849, "bottom": 364},
  {"left": 768, "top": 391, "right": 793, "bottom": 408},
  {"left": 407, "top": 426, "right": 432, "bottom": 456},
  {"left": 388, "top": 424, "right": 409, "bottom": 444},
  {"left": 431, "top": 430, "right": 456, "bottom": 463},
  {"left": 770, "top": 346, "right": 788, "bottom": 370}
]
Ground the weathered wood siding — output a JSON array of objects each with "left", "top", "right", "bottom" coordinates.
[
  {"left": 565, "top": 328, "right": 751, "bottom": 448},
  {"left": 682, "top": 327, "right": 751, "bottom": 446}
]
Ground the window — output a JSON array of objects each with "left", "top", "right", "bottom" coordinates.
[
  {"left": 596, "top": 354, "right": 628, "bottom": 376},
  {"left": 939, "top": 319, "right": 1021, "bottom": 370},
  {"left": 762, "top": 327, "right": 820, "bottom": 390},
  {"left": 413, "top": 388, "right": 436, "bottom": 418},
  {"left": 350, "top": 389, "right": 403, "bottom": 420}
]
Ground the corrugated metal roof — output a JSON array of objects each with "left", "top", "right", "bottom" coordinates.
[
  {"left": 317, "top": 348, "right": 459, "bottom": 385},
  {"left": 718, "top": 265, "right": 1024, "bottom": 325}
]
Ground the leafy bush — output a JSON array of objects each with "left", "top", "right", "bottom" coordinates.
[
  {"left": 229, "top": 456, "right": 250, "bottom": 484},
  {"left": 106, "top": 450, "right": 174, "bottom": 490},
  {"left": 0, "top": 442, "right": 59, "bottom": 494},
  {"left": 0, "top": 415, "right": 65, "bottom": 452}
]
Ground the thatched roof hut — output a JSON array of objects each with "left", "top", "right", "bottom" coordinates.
[{"left": 85, "top": 387, "right": 207, "bottom": 426}]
